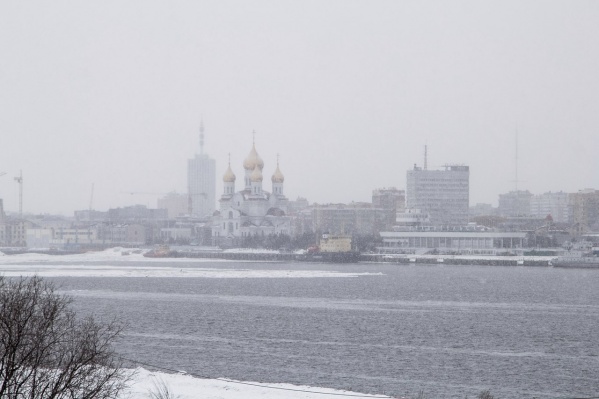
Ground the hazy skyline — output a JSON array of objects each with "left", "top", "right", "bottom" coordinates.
[{"left": 1, "top": 1, "right": 598, "bottom": 215}]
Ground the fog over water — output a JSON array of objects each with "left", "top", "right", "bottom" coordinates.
[{"left": 1, "top": 1, "right": 599, "bottom": 214}]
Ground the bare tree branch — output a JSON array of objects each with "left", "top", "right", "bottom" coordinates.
[{"left": 0, "top": 276, "right": 130, "bottom": 399}]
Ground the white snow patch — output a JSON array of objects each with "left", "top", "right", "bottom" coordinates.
[
  {"left": 0, "top": 248, "right": 222, "bottom": 265},
  {"left": 223, "top": 248, "right": 280, "bottom": 254},
  {"left": 124, "top": 368, "right": 391, "bottom": 399}
]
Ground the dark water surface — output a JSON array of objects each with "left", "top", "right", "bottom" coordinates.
[{"left": 48, "top": 261, "right": 599, "bottom": 399}]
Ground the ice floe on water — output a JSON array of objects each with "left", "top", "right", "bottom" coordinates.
[
  {"left": 0, "top": 248, "right": 382, "bottom": 279},
  {"left": 0, "top": 264, "right": 381, "bottom": 278},
  {"left": 125, "top": 368, "right": 391, "bottom": 399},
  {"left": 0, "top": 248, "right": 194, "bottom": 264}
]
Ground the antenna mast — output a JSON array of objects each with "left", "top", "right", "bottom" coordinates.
[
  {"left": 89, "top": 183, "right": 95, "bottom": 214},
  {"left": 424, "top": 144, "right": 428, "bottom": 170},
  {"left": 14, "top": 170, "right": 23, "bottom": 218},
  {"left": 199, "top": 120, "right": 205, "bottom": 154},
  {"left": 514, "top": 130, "right": 519, "bottom": 192}
]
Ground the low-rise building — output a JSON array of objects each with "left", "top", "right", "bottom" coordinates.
[
  {"left": 379, "top": 228, "right": 527, "bottom": 254},
  {"left": 312, "top": 203, "right": 388, "bottom": 236},
  {"left": 158, "top": 192, "right": 190, "bottom": 219}
]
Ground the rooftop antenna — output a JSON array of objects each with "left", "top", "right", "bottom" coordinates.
[
  {"left": 424, "top": 144, "right": 428, "bottom": 171},
  {"left": 252, "top": 130, "right": 256, "bottom": 146},
  {"left": 199, "top": 120, "right": 205, "bottom": 154}
]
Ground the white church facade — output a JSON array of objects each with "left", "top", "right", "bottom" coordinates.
[{"left": 212, "top": 141, "right": 291, "bottom": 244}]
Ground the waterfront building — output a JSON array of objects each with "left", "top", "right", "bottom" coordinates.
[
  {"left": 212, "top": 140, "right": 291, "bottom": 245},
  {"left": 27, "top": 224, "right": 147, "bottom": 249},
  {"left": 406, "top": 164, "right": 469, "bottom": 226},
  {"left": 187, "top": 122, "right": 216, "bottom": 218},
  {"left": 379, "top": 229, "right": 527, "bottom": 254}
]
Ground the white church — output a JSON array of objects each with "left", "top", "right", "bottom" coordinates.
[{"left": 212, "top": 140, "right": 291, "bottom": 243}]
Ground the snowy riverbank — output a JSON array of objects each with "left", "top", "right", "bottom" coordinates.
[{"left": 125, "top": 368, "right": 391, "bottom": 399}]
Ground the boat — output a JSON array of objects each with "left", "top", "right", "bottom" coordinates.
[
  {"left": 295, "top": 234, "right": 360, "bottom": 263},
  {"left": 143, "top": 245, "right": 179, "bottom": 258}
]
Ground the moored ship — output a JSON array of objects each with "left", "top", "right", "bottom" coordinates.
[
  {"left": 143, "top": 245, "right": 179, "bottom": 258},
  {"left": 296, "top": 234, "right": 360, "bottom": 263}
]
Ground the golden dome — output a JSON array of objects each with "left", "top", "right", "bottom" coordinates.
[
  {"left": 250, "top": 165, "right": 263, "bottom": 182},
  {"left": 243, "top": 143, "right": 264, "bottom": 170},
  {"left": 271, "top": 164, "right": 284, "bottom": 183},
  {"left": 223, "top": 163, "right": 236, "bottom": 182}
]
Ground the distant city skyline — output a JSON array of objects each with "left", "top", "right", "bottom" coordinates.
[{"left": 1, "top": 1, "right": 598, "bottom": 215}]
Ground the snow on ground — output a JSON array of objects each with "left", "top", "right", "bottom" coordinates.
[
  {"left": 125, "top": 368, "right": 391, "bottom": 399},
  {"left": 222, "top": 248, "right": 280, "bottom": 254}
]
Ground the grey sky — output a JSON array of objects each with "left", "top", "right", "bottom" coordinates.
[{"left": 1, "top": 1, "right": 598, "bottom": 215}]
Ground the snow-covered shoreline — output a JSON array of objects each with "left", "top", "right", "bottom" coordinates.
[{"left": 125, "top": 368, "right": 392, "bottom": 399}]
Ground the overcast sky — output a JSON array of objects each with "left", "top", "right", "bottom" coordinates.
[{"left": 1, "top": 1, "right": 598, "bottom": 215}]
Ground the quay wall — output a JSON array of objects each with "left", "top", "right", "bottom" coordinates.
[{"left": 174, "top": 250, "right": 554, "bottom": 266}]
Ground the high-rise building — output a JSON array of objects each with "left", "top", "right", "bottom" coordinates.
[
  {"left": 187, "top": 122, "right": 216, "bottom": 218},
  {"left": 498, "top": 190, "right": 533, "bottom": 217},
  {"left": 406, "top": 164, "right": 470, "bottom": 226},
  {"left": 529, "top": 191, "right": 570, "bottom": 223},
  {"left": 372, "top": 187, "right": 405, "bottom": 229},
  {"left": 569, "top": 189, "right": 599, "bottom": 236}
]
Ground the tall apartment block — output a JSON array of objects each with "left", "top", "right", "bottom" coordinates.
[
  {"left": 529, "top": 191, "right": 570, "bottom": 223},
  {"left": 569, "top": 189, "right": 599, "bottom": 236},
  {"left": 498, "top": 190, "right": 533, "bottom": 217},
  {"left": 187, "top": 122, "right": 216, "bottom": 218},
  {"left": 406, "top": 164, "right": 470, "bottom": 226}
]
